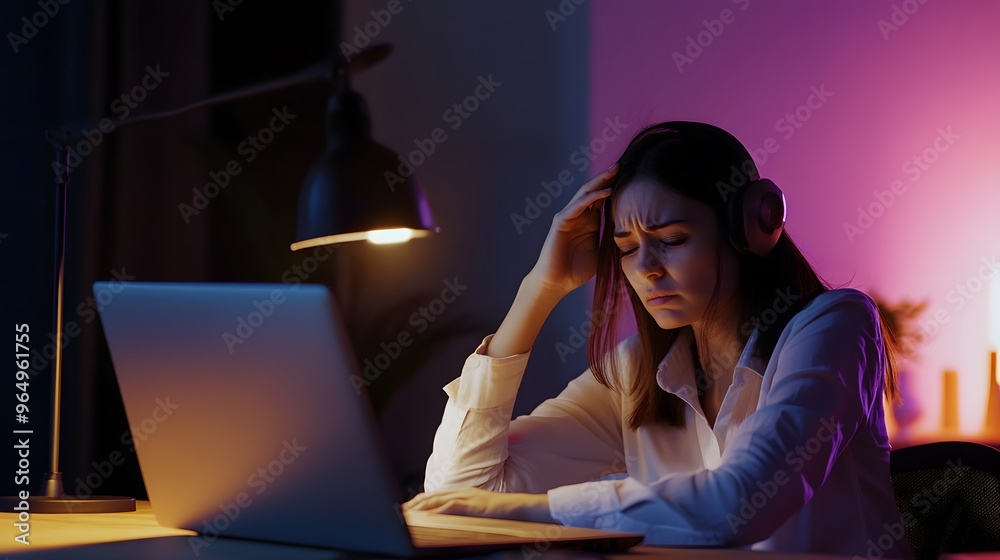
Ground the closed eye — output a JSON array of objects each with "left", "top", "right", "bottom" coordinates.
[{"left": 617, "top": 236, "right": 687, "bottom": 257}]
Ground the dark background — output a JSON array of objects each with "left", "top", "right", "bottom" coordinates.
[{"left": 1, "top": 0, "right": 593, "bottom": 500}]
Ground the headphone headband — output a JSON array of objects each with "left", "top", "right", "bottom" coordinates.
[{"left": 628, "top": 122, "right": 786, "bottom": 257}]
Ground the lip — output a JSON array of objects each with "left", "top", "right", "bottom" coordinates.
[{"left": 645, "top": 292, "right": 677, "bottom": 306}]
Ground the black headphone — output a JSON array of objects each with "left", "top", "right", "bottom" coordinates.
[{"left": 623, "top": 122, "right": 786, "bottom": 257}]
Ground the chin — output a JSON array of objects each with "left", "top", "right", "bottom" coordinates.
[{"left": 645, "top": 307, "right": 693, "bottom": 330}]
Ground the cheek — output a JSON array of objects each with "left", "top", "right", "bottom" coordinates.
[
  {"left": 670, "top": 246, "right": 722, "bottom": 303},
  {"left": 620, "top": 260, "right": 642, "bottom": 292}
]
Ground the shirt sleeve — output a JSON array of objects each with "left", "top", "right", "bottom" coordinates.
[
  {"left": 423, "top": 333, "right": 627, "bottom": 496},
  {"left": 546, "top": 290, "right": 884, "bottom": 546}
]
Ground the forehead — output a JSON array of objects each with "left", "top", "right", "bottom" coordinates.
[{"left": 612, "top": 178, "right": 709, "bottom": 226}]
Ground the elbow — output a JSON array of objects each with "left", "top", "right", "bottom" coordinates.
[{"left": 423, "top": 460, "right": 509, "bottom": 493}]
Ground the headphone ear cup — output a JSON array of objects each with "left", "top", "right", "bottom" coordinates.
[{"left": 741, "top": 178, "right": 786, "bottom": 256}]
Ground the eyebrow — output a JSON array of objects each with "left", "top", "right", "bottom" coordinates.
[{"left": 613, "top": 219, "right": 688, "bottom": 238}]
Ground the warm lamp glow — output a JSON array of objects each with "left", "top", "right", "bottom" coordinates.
[
  {"left": 991, "top": 275, "right": 1000, "bottom": 384},
  {"left": 367, "top": 228, "right": 414, "bottom": 244},
  {"left": 290, "top": 228, "right": 428, "bottom": 251}
]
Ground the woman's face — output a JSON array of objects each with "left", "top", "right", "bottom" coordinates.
[{"left": 612, "top": 178, "right": 741, "bottom": 330}]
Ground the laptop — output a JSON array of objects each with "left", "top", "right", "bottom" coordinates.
[{"left": 94, "top": 281, "right": 644, "bottom": 557}]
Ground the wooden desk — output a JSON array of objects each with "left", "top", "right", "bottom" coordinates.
[
  {"left": 1, "top": 501, "right": 192, "bottom": 552},
  {"left": 0, "top": 502, "right": 866, "bottom": 559}
]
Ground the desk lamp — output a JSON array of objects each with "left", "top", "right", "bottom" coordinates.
[
  {"left": 0, "top": 45, "right": 432, "bottom": 514},
  {"left": 291, "top": 54, "right": 438, "bottom": 249}
]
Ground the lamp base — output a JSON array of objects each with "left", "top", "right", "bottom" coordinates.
[
  {"left": 0, "top": 494, "right": 136, "bottom": 513},
  {"left": 0, "top": 473, "right": 135, "bottom": 513}
]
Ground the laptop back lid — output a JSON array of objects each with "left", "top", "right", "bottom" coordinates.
[{"left": 95, "top": 281, "right": 415, "bottom": 556}]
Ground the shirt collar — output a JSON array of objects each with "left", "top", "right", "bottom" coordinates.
[{"left": 655, "top": 324, "right": 767, "bottom": 396}]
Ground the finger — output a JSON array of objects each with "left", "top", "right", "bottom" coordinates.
[
  {"left": 427, "top": 499, "right": 463, "bottom": 515},
  {"left": 402, "top": 498, "right": 415, "bottom": 510},
  {"left": 561, "top": 187, "right": 613, "bottom": 222},
  {"left": 432, "top": 498, "right": 486, "bottom": 518},
  {"left": 568, "top": 163, "right": 619, "bottom": 205},
  {"left": 571, "top": 163, "right": 618, "bottom": 202},
  {"left": 406, "top": 490, "right": 459, "bottom": 510},
  {"left": 403, "top": 492, "right": 432, "bottom": 510}
]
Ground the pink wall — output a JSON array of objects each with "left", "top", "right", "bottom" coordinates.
[{"left": 590, "top": 0, "right": 1000, "bottom": 438}]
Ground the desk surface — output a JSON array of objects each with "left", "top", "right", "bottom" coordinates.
[{"left": 0, "top": 501, "right": 875, "bottom": 559}]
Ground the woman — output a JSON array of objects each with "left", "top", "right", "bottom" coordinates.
[{"left": 403, "top": 122, "right": 912, "bottom": 557}]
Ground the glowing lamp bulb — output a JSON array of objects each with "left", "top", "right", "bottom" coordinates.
[{"left": 367, "top": 228, "right": 414, "bottom": 245}]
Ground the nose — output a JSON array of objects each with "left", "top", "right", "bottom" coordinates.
[{"left": 635, "top": 243, "right": 665, "bottom": 280}]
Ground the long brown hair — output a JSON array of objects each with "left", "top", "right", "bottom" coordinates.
[{"left": 587, "top": 122, "right": 900, "bottom": 430}]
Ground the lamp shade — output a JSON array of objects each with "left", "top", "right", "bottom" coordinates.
[
  {"left": 291, "top": 68, "right": 438, "bottom": 251},
  {"left": 292, "top": 138, "right": 438, "bottom": 250}
]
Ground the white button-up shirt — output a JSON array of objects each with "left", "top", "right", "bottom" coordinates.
[{"left": 422, "top": 288, "right": 912, "bottom": 558}]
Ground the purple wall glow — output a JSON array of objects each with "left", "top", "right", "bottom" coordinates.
[{"left": 590, "top": 0, "right": 1000, "bottom": 438}]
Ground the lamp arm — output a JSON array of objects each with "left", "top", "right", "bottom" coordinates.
[
  {"left": 50, "top": 43, "right": 392, "bottom": 134},
  {"left": 119, "top": 62, "right": 331, "bottom": 127}
]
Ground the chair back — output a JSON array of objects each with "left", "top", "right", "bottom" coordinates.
[{"left": 891, "top": 441, "right": 1000, "bottom": 560}]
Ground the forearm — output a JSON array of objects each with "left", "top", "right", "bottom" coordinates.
[
  {"left": 423, "top": 334, "right": 534, "bottom": 493},
  {"left": 522, "top": 493, "right": 555, "bottom": 523},
  {"left": 487, "top": 273, "right": 564, "bottom": 358},
  {"left": 422, "top": 274, "right": 557, "bottom": 492}
]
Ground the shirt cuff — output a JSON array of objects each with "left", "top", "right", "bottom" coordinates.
[
  {"left": 548, "top": 478, "right": 729, "bottom": 546},
  {"left": 546, "top": 479, "right": 622, "bottom": 528},
  {"left": 442, "top": 333, "right": 531, "bottom": 410}
]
